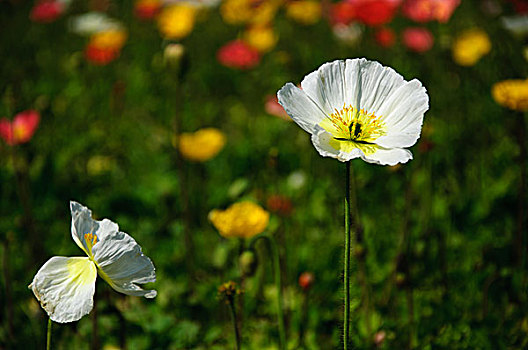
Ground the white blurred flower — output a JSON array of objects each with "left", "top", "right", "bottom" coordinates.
[
  {"left": 69, "top": 12, "right": 124, "bottom": 36},
  {"left": 501, "top": 15, "right": 528, "bottom": 37},
  {"left": 277, "top": 58, "right": 429, "bottom": 165},
  {"left": 332, "top": 23, "right": 363, "bottom": 46},
  {"left": 29, "top": 202, "right": 156, "bottom": 323}
]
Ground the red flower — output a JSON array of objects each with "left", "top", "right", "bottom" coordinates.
[
  {"left": 347, "top": 0, "right": 401, "bottom": 26},
  {"left": 375, "top": 27, "right": 396, "bottom": 47},
  {"left": 298, "top": 272, "right": 315, "bottom": 291},
  {"left": 402, "top": 0, "right": 460, "bottom": 23},
  {"left": 267, "top": 195, "right": 293, "bottom": 216},
  {"left": 509, "top": 0, "right": 528, "bottom": 14},
  {"left": 330, "top": 1, "right": 357, "bottom": 25},
  {"left": 402, "top": 27, "right": 434, "bottom": 53},
  {"left": 85, "top": 44, "right": 120, "bottom": 65},
  {"left": 30, "top": 1, "right": 65, "bottom": 23},
  {"left": 217, "top": 40, "right": 260, "bottom": 70},
  {"left": 0, "top": 110, "right": 40, "bottom": 146},
  {"left": 134, "top": 0, "right": 162, "bottom": 20}
]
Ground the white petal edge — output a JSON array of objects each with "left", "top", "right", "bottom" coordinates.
[
  {"left": 70, "top": 201, "right": 119, "bottom": 255},
  {"left": 277, "top": 83, "right": 328, "bottom": 134},
  {"left": 29, "top": 256, "right": 97, "bottom": 323},
  {"left": 361, "top": 147, "right": 413, "bottom": 166},
  {"left": 92, "top": 231, "right": 157, "bottom": 298}
]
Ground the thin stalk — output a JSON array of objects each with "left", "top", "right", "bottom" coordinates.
[
  {"left": 228, "top": 297, "right": 241, "bottom": 350},
  {"left": 344, "top": 161, "right": 351, "bottom": 350},
  {"left": 249, "top": 235, "right": 286, "bottom": 350},
  {"left": 46, "top": 318, "right": 52, "bottom": 350}
]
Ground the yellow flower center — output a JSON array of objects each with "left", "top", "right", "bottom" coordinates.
[
  {"left": 84, "top": 232, "right": 98, "bottom": 255},
  {"left": 318, "top": 105, "right": 386, "bottom": 155}
]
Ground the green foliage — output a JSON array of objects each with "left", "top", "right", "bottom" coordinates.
[{"left": 1, "top": 0, "right": 527, "bottom": 349}]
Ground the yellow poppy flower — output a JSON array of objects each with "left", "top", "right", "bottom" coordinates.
[
  {"left": 157, "top": 4, "right": 197, "bottom": 40},
  {"left": 492, "top": 79, "right": 528, "bottom": 111},
  {"left": 177, "top": 128, "right": 226, "bottom": 161},
  {"left": 89, "top": 29, "right": 127, "bottom": 50},
  {"left": 452, "top": 29, "right": 491, "bottom": 66},
  {"left": 286, "top": 0, "right": 321, "bottom": 25},
  {"left": 209, "top": 201, "right": 270, "bottom": 239},
  {"left": 244, "top": 26, "right": 277, "bottom": 53}
]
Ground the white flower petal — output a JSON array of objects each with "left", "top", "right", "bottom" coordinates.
[
  {"left": 277, "top": 83, "right": 327, "bottom": 133},
  {"left": 361, "top": 147, "right": 413, "bottom": 166},
  {"left": 92, "top": 231, "right": 157, "bottom": 298},
  {"left": 29, "top": 257, "right": 97, "bottom": 323},
  {"left": 343, "top": 58, "right": 428, "bottom": 148},
  {"left": 375, "top": 79, "right": 429, "bottom": 148},
  {"left": 301, "top": 60, "right": 347, "bottom": 115},
  {"left": 70, "top": 201, "right": 119, "bottom": 255}
]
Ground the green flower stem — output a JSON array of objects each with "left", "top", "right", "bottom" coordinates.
[
  {"left": 344, "top": 161, "right": 352, "bottom": 350},
  {"left": 228, "top": 296, "right": 241, "bottom": 350},
  {"left": 46, "top": 318, "right": 52, "bottom": 350},
  {"left": 249, "top": 234, "right": 286, "bottom": 350}
]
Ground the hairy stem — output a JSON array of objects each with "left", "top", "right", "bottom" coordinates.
[{"left": 344, "top": 161, "right": 351, "bottom": 349}]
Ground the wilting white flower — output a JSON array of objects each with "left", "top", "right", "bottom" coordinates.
[
  {"left": 277, "top": 58, "right": 429, "bottom": 165},
  {"left": 29, "top": 202, "right": 156, "bottom": 323}
]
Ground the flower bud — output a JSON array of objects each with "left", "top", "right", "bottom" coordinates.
[
  {"left": 239, "top": 250, "right": 258, "bottom": 277},
  {"left": 298, "top": 272, "right": 314, "bottom": 291}
]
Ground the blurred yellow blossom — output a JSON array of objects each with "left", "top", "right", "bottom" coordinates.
[
  {"left": 492, "top": 79, "right": 528, "bottom": 111},
  {"left": 452, "top": 29, "right": 491, "bottom": 66},
  {"left": 221, "top": 0, "right": 278, "bottom": 25},
  {"left": 209, "top": 201, "right": 270, "bottom": 239},
  {"left": 157, "top": 4, "right": 197, "bottom": 39},
  {"left": 244, "top": 26, "right": 277, "bottom": 52},
  {"left": 286, "top": 0, "right": 321, "bottom": 25},
  {"left": 177, "top": 128, "right": 226, "bottom": 161},
  {"left": 89, "top": 29, "right": 127, "bottom": 49}
]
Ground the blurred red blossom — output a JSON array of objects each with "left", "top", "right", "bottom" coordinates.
[
  {"left": 509, "top": 0, "right": 528, "bottom": 14},
  {"left": 298, "top": 272, "right": 314, "bottom": 291},
  {"left": 267, "top": 195, "right": 293, "bottom": 216},
  {"left": 348, "top": 0, "right": 401, "bottom": 26},
  {"left": 402, "top": 27, "right": 434, "bottom": 52},
  {"left": 85, "top": 44, "right": 120, "bottom": 65},
  {"left": 30, "top": 1, "right": 65, "bottom": 23},
  {"left": 375, "top": 27, "right": 396, "bottom": 47},
  {"left": 402, "top": 0, "right": 460, "bottom": 23},
  {"left": 330, "top": 1, "right": 357, "bottom": 25},
  {"left": 265, "top": 95, "right": 290, "bottom": 120},
  {"left": 0, "top": 110, "right": 40, "bottom": 146},
  {"left": 134, "top": 0, "right": 162, "bottom": 20},
  {"left": 217, "top": 40, "right": 260, "bottom": 69}
]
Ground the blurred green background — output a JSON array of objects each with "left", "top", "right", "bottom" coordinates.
[{"left": 1, "top": 0, "right": 527, "bottom": 348}]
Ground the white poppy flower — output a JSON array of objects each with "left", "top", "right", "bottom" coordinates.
[
  {"left": 277, "top": 58, "right": 429, "bottom": 165},
  {"left": 29, "top": 201, "right": 156, "bottom": 323}
]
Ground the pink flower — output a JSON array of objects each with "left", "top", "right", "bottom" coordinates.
[
  {"left": 0, "top": 110, "right": 40, "bottom": 146},
  {"left": 30, "top": 1, "right": 65, "bottom": 23},
  {"left": 217, "top": 40, "right": 260, "bottom": 69},
  {"left": 375, "top": 27, "right": 396, "bottom": 47},
  {"left": 402, "top": 0, "right": 460, "bottom": 23},
  {"left": 265, "top": 95, "right": 290, "bottom": 120},
  {"left": 402, "top": 27, "right": 434, "bottom": 52}
]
